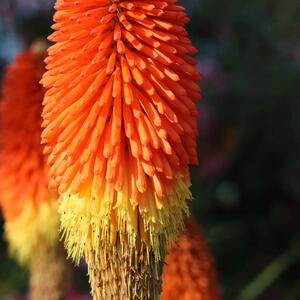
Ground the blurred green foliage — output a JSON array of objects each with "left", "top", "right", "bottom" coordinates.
[{"left": 185, "top": 0, "right": 300, "bottom": 299}]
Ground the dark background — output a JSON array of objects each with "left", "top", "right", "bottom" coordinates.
[{"left": 0, "top": 0, "right": 299, "bottom": 299}]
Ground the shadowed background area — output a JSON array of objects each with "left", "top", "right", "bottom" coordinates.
[{"left": 0, "top": 0, "right": 299, "bottom": 299}]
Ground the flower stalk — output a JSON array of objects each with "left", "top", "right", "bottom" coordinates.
[{"left": 29, "top": 242, "right": 71, "bottom": 300}]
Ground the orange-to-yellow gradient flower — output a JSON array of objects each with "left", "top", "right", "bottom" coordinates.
[
  {"left": 0, "top": 49, "right": 60, "bottom": 262},
  {"left": 41, "top": 0, "right": 200, "bottom": 298},
  {"left": 0, "top": 48, "right": 69, "bottom": 299},
  {"left": 162, "top": 220, "right": 221, "bottom": 300}
]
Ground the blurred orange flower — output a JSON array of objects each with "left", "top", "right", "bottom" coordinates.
[
  {"left": 0, "top": 49, "right": 59, "bottom": 263},
  {"left": 162, "top": 220, "right": 221, "bottom": 300}
]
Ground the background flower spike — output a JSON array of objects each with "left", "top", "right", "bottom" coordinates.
[
  {"left": 0, "top": 44, "right": 70, "bottom": 300},
  {"left": 162, "top": 219, "right": 221, "bottom": 300},
  {"left": 41, "top": 0, "right": 200, "bottom": 298}
]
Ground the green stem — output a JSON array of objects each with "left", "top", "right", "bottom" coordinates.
[{"left": 236, "top": 242, "right": 300, "bottom": 300}]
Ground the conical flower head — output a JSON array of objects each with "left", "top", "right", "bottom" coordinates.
[
  {"left": 0, "top": 49, "right": 60, "bottom": 263},
  {"left": 162, "top": 220, "right": 221, "bottom": 300},
  {"left": 41, "top": 0, "right": 200, "bottom": 298}
]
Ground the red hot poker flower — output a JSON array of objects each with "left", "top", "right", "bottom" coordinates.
[
  {"left": 0, "top": 50, "right": 59, "bottom": 263},
  {"left": 41, "top": 0, "right": 200, "bottom": 298},
  {"left": 162, "top": 220, "right": 221, "bottom": 300},
  {"left": 0, "top": 48, "right": 70, "bottom": 299}
]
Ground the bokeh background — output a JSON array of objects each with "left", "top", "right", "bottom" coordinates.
[{"left": 0, "top": 0, "right": 299, "bottom": 299}]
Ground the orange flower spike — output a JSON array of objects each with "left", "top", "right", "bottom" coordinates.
[
  {"left": 0, "top": 49, "right": 58, "bottom": 259},
  {"left": 0, "top": 47, "right": 71, "bottom": 299},
  {"left": 162, "top": 220, "right": 221, "bottom": 300},
  {"left": 42, "top": 0, "right": 200, "bottom": 298}
]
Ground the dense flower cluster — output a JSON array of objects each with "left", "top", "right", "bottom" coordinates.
[
  {"left": 41, "top": 0, "right": 200, "bottom": 298},
  {"left": 0, "top": 49, "right": 60, "bottom": 263},
  {"left": 162, "top": 220, "right": 221, "bottom": 300}
]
